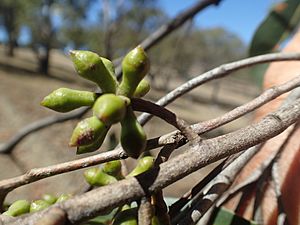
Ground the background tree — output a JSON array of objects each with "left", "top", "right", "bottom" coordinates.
[{"left": 0, "top": 0, "right": 24, "bottom": 56}]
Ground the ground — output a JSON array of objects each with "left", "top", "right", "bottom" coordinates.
[{"left": 0, "top": 46, "right": 260, "bottom": 203}]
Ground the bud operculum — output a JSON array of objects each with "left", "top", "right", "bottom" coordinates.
[
  {"left": 69, "top": 50, "right": 118, "bottom": 93},
  {"left": 69, "top": 116, "right": 108, "bottom": 147},
  {"left": 117, "top": 46, "right": 150, "bottom": 97},
  {"left": 127, "top": 156, "right": 154, "bottom": 177},
  {"left": 41, "top": 88, "right": 97, "bottom": 113},
  {"left": 93, "top": 94, "right": 127, "bottom": 126},
  {"left": 84, "top": 167, "right": 117, "bottom": 186}
]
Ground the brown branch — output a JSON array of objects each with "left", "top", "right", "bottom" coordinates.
[
  {"left": 1, "top": 73, "right": 300, "bottom": 207},
  {"left": 131, "top": 99, "right": 183, "bottom": 130},
  {"left": 168, "top": 152, "right": 242, "bottom": 218},
  {"left": 0, "top": 108, "right": 89, "bottom": 154},
  {"left": 146, "top": 73, "right": 300, "bottom": 150},
  {"left": 252, "top": 165, "right": 269, "bottom": 224},
  {"left": 175, "top": 145, "right": 261, "bottom": 225},
  {"left": 0, "top": 72, "right": 299, "bottom": 208},
  {"left": 138, "top": 52, "right": 300, "bottom": 125},
  {"left": 152, "top": 144, "right": 177, "bottom": 225},
  {"left": 138, "top": 197, "right": 153, "bottom": 225},
  {"left": 0, "top": 100, "right": 191, "bottom": 204},
  {"left": 139, "top": 0, "right": 221, "bottom": 51},
  {"left": 132, "top": 99, "right": 200, "bottom": 143},
  {"left": 2, "top": 51, "right": 300, "bottom": 156},
  {"left": 153, "top": 191, "right": 171, "bottom": 225},
  {"left": 6, "top": 97, "right": 300, "bottom": 225},
  {"left": 217, "top": 94, "right": 300, "bottom": 208},
  {"left": 0, "top": 148, "right": 125, "bottom": 205},
  {"left": 272, "top": 161, "right": 290, "bottom": 225},
  {"left": 31, "top": 207, "right": 66, "bottom": 225}
]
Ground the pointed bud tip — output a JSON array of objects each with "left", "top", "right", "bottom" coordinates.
[{"left": 40, "top": 97, "right": 49, "bottom": 108}]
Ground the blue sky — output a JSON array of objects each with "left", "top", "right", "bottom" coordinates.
[
  {"left": 159, "top": 0, "right": 278, "bottom": 44},
  {"left": 0, "top": 0, "right": 277, "bottom": 46}
]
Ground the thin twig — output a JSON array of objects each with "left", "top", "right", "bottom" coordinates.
[
  {"left": 217, "top": 88, "right": 300, "bottom": 208},
  {"left": 272, "top": 161, "right": 290, "bottom": 225},
  {"left": 0, "top": 148, "right": 125, "bottom": 205},
  {"left": 252, "top": 168, "right": 269, "bottom": 225},
  {"left": 153, "top": 144, "right": 177, "bottom": 225},
  {"left": 138, "top": 197, "right": 153, "bottom": 225},
  {"left": 139, "top": 0, "right": 221, "bottom": 51},
  {"left": 31, "top": 207, "right": 66, "bottom": 225},
  {"left": 153, "top": 191, "right": 171, "bottom": 225},
  {"left": 168, "top": 153, "right": 241, "bottom": 218},
  {"left": 138, "top": 52, "right": 300, "bottom": 125},
  {"left": 0, "top": 74, "right": 300, "bottom": 206},
  {"left": 132, "top": 99, "right": 193, "bottom": 133},
  {"left": 5, "top": 98, "right": 300, "bottom": 225},
  {"left": 146, "top": 73, "right": 300, "bottom": 150},
  {"left": 0, "top": 108, "right": 89, "bottom": 154},
  {"left": 175, "top": 145, "right": 261, "bottom": 225},
  {"left": 216, "top": 124, "right": 296, "bottom": 208}
]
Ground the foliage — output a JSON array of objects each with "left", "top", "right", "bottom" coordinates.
[{"left": 249, "top": 0, "right": 300, "bottom": 56}]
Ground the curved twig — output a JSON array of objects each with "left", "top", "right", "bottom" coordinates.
[
  {"left": 0, "top": 73, "right": 299, "bottom": 204},
  {"left": 0, "top": 107, "right": 89, "bottom": 154},
  {"left": 146, "top": 73, "right": 300, "bottom": 150},
  {"left": 168, "top": 152, "right": 241, "bottom": 218},
  {"left": 0, "top": 148, "right": 125, "bottom": 205},
  {"left": 175, "top": 145, "right": 261, "bottom": 225},
  {"left": 6, "top": 96, "right": 300, "bottom": 225},
  {"left": 138, "top": 52, "right": 300, "bottom": 125}
]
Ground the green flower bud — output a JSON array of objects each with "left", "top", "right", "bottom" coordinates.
[
  {"left": 41, "top": 88, "right": 97, "bottom": 113},
  {"left": 121, "top": 107, "right": 147, "bottom": 159},
  {"left": 4, "top": 200, "right": 30, "bottom": 217},
  {"left": 76, "top": 126, "right": 109, "bottom": 154},
  {"left": 56, "top": 193, "right": 72, "bottom": 203},
  {"left": 102, "top": 160, "right": 123, "bottom": 179},
  {"left": 113, "top": 205, "right": 137, "bottom": 225},
  {"left": 117, "top": 46, "right": 150, "bottom": 97},
  {"left": 69, "top": 50, "right": 118, "bottom": 93},
  {"left": 127, "top": 156, "right": 154, "bottom": 177},
  {"left": 84, "top": 167, "right": 117, "bottom": 186},
  {"left": 30, "top": 200, "right": 51, "bottom": 213},
  {"left": 42, "top": 194, "right": 57, "bottom": 205},
  {"left": 133, "top": 79, "right": 150, "bottom": 98},
  {"left": 93, "top": 94, "right": 127, "bottom": 126},
  {"left": 69, "top": 116, "right": 108, "bottom": 147}
]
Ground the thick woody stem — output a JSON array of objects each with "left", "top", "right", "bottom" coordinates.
[{"left": 5, "top": 98, "right": 300, "bottom": 225}]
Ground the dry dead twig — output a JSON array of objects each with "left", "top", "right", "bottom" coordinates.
[{"left": 5, "top": 96, "right": 300, "bottom": 225}]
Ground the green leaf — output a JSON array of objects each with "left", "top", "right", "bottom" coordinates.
[
  {"left": 209, "top": 207, "right": 257, "bottom": 225},
  {"left": 249, "top": 0, "right": 300, "bottom": 56}
]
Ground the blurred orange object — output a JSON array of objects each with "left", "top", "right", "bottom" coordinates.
[{"left": 224, "top": 31, "right": 300, "bottom": 225}]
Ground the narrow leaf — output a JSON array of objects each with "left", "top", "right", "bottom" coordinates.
[{"left": 249, "top": 0, "right": 300, "bottom": 56}]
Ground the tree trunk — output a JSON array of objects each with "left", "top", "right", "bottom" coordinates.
[
  {"left": 4, "top": 7, "right": 16, "bottom": 57},
  {"left": 38, "top": 46, "right": 50, "bottom": 75},
  {"left": 6, "top": 34, "right": 16, "bottom": 57}
]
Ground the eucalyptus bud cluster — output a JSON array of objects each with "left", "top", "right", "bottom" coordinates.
[
  {"left": 84, "top": 156, "right": 160, "bottom": 225},
  {"left": 2, "top": 193, "right": 72, "bottom": 217},
  {"left": 84, "top": 156, "right": 154, "bottom": 187},
  {"left": 41, "top": 46, "right": 150, "bottom": 158}
]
